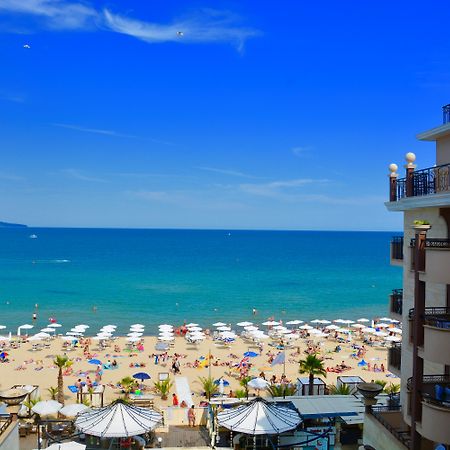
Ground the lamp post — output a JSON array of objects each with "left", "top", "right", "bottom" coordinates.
[{"left": 356, "top": 383, "right": 383, "bottom": 414}]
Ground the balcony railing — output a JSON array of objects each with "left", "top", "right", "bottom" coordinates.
[
  {"left": 390, "top": 289, "right": 403, "bottom": 315},
  {"left": 391, "top": 236, "right": 404, "bottom": 260},
  {"left": 388, "top": 344, "right": 402, "bottom": 371},
  {"left": 409, "top": 306, "right": 450, "bottom": 324},
  {"left": 407, "top": 374, "right": 450, "bottom": 409},
  {"left": 0, "top": 415, "right": 12, "bottom": 437},
  {"left": 369, "top": 406, "right": 411, "bottom": 449},
  {"left": 396, "top": 163, "right": 450, "bottom": 200}
]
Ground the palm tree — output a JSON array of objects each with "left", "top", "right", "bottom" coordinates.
[
  {"left": 266, "top": 384, "right": 297, "bottom": 398},
  {"left": 54, "top": 355, "right": 73, "bottom": 405},
  {"left": 198, "top": 376, "right": 218, "bottom": 400},
  {"left": 153, "top": 379, "right": 173, "bottom": 400},
  {"left": 119, "top": 377, "right": 137, "bottom": 399},
  {"left": 239, "top": 376, "right": 252, "bottom": 399},
  {"left": 47, "top": 387, "right": 59, "bottom": 400},
  {"left": 328, "top": 384, "right": 351, "bottom": 395},
  {"left": 298, "top": 354, "right": 326, "bottom": 396}
]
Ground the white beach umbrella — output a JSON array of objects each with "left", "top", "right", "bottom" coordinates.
[
  {"left": 351, "top": 324, "right": 366, "bottom": 329},
  {"left": 285, "top": 320, "right": 303, "bottom": 325},
  {"left": 310, "top": 331, "right": 327, "bottom": 338},
  {"left": 220, "top": 331, "right": 237, "bottom": 339},
  {"left": 385, "top": 335, "right": 402, "bottom": 342},
  {"left": 41, "top": 327, "right": 56, "bottom": 333},
  {"left": 280, "top": 329, "right": 294, "bottom": 334},
  {"left": 311, "top": 319, "right": 331, "bottom": 324},
  {"left": 309, "top": 329, "right": 324, "bottom": 335},
  {"left": 32, "top": 400, "right": 62, "bottom": 416},
  {"left": 262, "top": 321, "right": 278, "bottom": 326},
  {"left": 272, "top": 325, "right": 286, "bottom": 330},
  {"left": 379, "top": 317, "right": 393, "bottom": 322},
  {"left": 60, "top": 403, "right": 90, "bottom": 417},
  {"left": 34, "top": 332, "right": 51, "bottom": 338},
  {"left": 237, "top": 321, "right": 253, "bottom": 327},
  {"left": 248, "top": 377, "right": 270, "bottom": 390},
  {"left": 75, "top": 402, "right": 162, "bottom": 437},
  {"left": 48, "top": 323, "right": 62, "bottom": 328},
  {"left": 333, "top": 319, "right": 345, "bottom": 323},
  {"left": 252, "top": 333, "right": 269, "bottom": 340},
  {"left": 75, "top": 324, "right": 89, "bottom": 329},
  {"left": 126, "top": 337, "right": 141, "bottom": 343},
  {"left": 390, "top": 327, "right": 403, "bottom": 334},
  {"left": 374, "top": 331, "right": 389, "bottom": 337},
  {"left": 336, "top": 328, "right": 350, "bottom": 333},
  {"left": 325, "top": 325, "right": 339, "bottom": 330},
  {"left": 66, "top": 331, "right": 83, "bottom": 336},
  {"left": 96, "top": 333, "right": 112, "bottom": 339},
  {"left": 127, "top": 332, "right": 143, "bottom": 337},
  {"left": 158, "top": 331, "right": 174, "bottom": 336},
  {"left": 130, "top": 324, "right": 145, "bottom": 328},
  {"left": 188, "top": 326, "right": 202, "bottom": 332},
  {"left": 283, "top": 333, "right": 298, "bottom": 340},
  {"left": 244, "top": 325, "right": 258, "bottom": 331},
  {"left": 17, "top": 324, "right": 33, "bottom": 336},
  {"left": 71, "top": 327, "right": 84, "bottom": 333},
  {"left": 213, "top": 322, "right": 227, "bottom": 327},
  {"left": 61, "top": 336, "right": 77, "bottom": 341},
  {"left": 340, "top": 320, "right": 355, "bottom": 325},
  {"left": 217, "top": 398, "right": 301, "bottom": 435},
  {"left": 299, "top": 324, "right": 313, "bottom": 330},
  {"left": 0, "top": 325, "right": 6, "bottom": 330},
  {"left": 216, "top": 326, "right": 231, "bottom": 331},
  {"left": 362, "top": 327, "right": 376, "bottom": 333},
  {"left": 185, "top": 323, "right": 199, "bottom": 327},
  {"left": 27, "top": 335, "right": 42, "bottom": 341},
  {"left": 159, "top": 323, "right": 172, "bottom": 328},
  {"left": 377, "top": 323, "right": 391, "bottom": 328},
  {"left": 159, "top": 335, "right": 174, "bottom": 341},
  {"left": 357, "top": 318, "right": 370, "bottom": 323}
]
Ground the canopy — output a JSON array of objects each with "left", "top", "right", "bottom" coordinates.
[
  {"left": 75, "top": 401, "right": 163, "bottom": 438},
  {"left": 133, "top": 372, "right": 151, "bottom": 381},
  {"left": 60, "top": 403, "right": 90, "bottom": 417},
  {"left": 217, "top": 397, "right": 301, "bottom": 435},
  {"left": 248, "top": 378, "right": 269, "bottom": 390},
  {"left": 32, "top": 400, "right": 62, "bottom": 416}
]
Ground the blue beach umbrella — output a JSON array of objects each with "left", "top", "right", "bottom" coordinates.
[
  {"left": 133, "top": 372, "right": 151, "bottom": 381},
  {"left": 244, "top": 351, "right": 259, "bottom": 358},
  {"left": 88, "top": 359, "right": 102, "bottom": 365},
  {"left": 214, "top": 379, "right": 230, "bottom": 387}
]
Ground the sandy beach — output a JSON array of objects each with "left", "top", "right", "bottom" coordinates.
[{"left": 0, "top": 328, "right": 397, "bottom": 408}]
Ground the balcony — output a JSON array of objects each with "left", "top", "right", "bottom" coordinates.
[
  {"left": 388, "top": 344, "right": 402, "bottom": 375},
  {"left": 390, "top": 236, "right": 404, "bottom": 265},
  {"left": 410, "top": 238, "right": 450, "bottom": 278},
  {"left": 367, "top": 405, "right": 411, "bottom": 449},
  {"left": 396, "top": 163, "right": 450, "bottom": 200},
  {"left": 389, "top": 288, "right": 403, "bottom": 319},
  {"left": 423, "top": 307, "right": 450, "bottom": 365},
  {"left": 407, "top": 375, "right": 450, "bottom": 445}
]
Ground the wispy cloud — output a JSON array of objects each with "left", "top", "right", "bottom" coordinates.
[
  {"left": 52, "top": 123, "right": 137, "bottom": 139},
  {"left": 103, "top": 8, "right": 260, "bottom": 53},
  {"left": 291, "top": 146, "right": 311, "bottom": 157},
  {"left": 0, "top": 171, "right": 25, "bottom": 181},
  {"left": 0, "top": 0, "right": 98, "bottom": 30},
  {"left": 52, "top": 123, "right": 173, "bottom": 145},
  {"left": 0, "top": 91, "right": 26, "bottom": 103},
  {"left": 239, "top": 178, "right": 329, "bottom": 200},
  {"left": 62, "top": 169, "right": 107, "bottom": 183},
  {"left": 195, "top": 166, "right": 261, "bottom": 179}
]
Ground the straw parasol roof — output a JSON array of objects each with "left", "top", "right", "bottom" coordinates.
[
  {"left": 217, "top": 397, "right": 301, "bottom": 435},
  {"left": 74, "top": 401, "right": 162, "bottom": 437}
]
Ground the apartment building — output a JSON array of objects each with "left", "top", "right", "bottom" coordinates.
[{"left": 363, "top": 104, "right": 450, "bottom": 450}]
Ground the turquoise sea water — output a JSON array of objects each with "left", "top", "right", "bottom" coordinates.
[{"left": 0, "top": 228, "right": 402, "bottom": 333}]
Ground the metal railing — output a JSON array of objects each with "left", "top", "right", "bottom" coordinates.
[
  {"left": 369, "top": 406, "right": 411, "bottom": 449},
  {"left": 444, "top": 104, "right": 450, "bottom": 124},
  {"left": 391, "top": 236, "right": 404, "bottom": 260},
  {"left": 388, "top": 344, "right": 402, "bottom": 371},
  {"left": 0, "top": 414, "right": 12, "bottom": 436},
  {"left": 396, "top": 162, "right": 450, "bottom": 199},
  {"left": 406, "top": 374, "right": 450, "bottom": 409},
  {"left": 390, "top": 289, "right": 403, "bottom": 315}
]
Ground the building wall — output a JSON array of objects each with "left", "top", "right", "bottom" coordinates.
[
  {"left": 436, "top": 134, "right": 450, "bottom": 165},
  {"left": 363, "top": 414, "right": 408, "bottom": 450},
  {"left": 399, "top": 208, "right": 447, "bottom": 424},
  {"left": 0, "top": 422, "right": 19, "bottom": 450}
]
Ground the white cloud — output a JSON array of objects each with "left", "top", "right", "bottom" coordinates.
[
  {"left": 292, "top": 146, "right": 310, "bottom": 157},
  {"left": 62, "top": 169, "right": 107, "bottom": 183},
  {"left": 52, "top": 123, "right": 137, "bottom": 139},
  {"left": 103, "top": 8, "right": 260, "bottom": 52},
  {"left": 239, "top": 178, "right": 328, "bottom": 198},
  {"left": 0, "top": 171, "right": 25, "bottom": 181},
  {"left": 0, "top": 0, "right": 97, "bottom": 29},
  {"left": 195, "top": 166, "right": 260, "bottom": 179}
]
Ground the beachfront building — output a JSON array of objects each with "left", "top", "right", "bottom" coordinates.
[{"left": 363, "top": 104, "right": 450, "bottom": 450}]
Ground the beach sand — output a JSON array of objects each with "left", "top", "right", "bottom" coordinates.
[{"left": 0, "top": 332, "right": 396, "bottom": 409}]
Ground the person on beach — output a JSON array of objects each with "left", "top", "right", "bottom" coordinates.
[
  {"left": 172, "top": 393, "right": 179, "bottom": 406},
  {"left": 188, "top": 405, "right": 196, "bottom": 427}
]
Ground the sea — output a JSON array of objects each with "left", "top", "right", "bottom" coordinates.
[{"left": 0, "top": 228, "right": 402, "bottom": 334}]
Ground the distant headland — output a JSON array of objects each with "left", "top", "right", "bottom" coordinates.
[{"left": 0, "top": 221, "right": 28, "bottom": 228}]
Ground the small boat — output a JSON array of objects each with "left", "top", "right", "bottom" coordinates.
[{"left": 29, "top": 234, "right": 38, "bottom": 239}]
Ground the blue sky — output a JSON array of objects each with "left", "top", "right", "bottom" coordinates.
[{"left": 0, "top": 0, "right": 448, "bottom": 230}]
